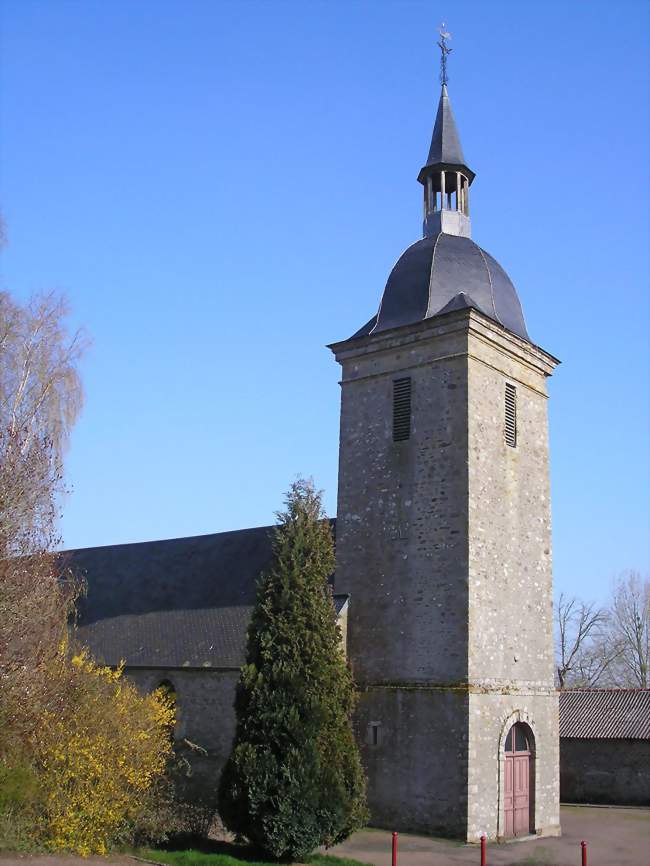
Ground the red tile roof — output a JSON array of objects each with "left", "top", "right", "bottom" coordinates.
[{"left": 559, "top": 689, "right": 650, "bottom": 740}]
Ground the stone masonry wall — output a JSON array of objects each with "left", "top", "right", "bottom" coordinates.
[
  {"left": 332, "top": 310, "right": 560, "bottom": 840},
  {"left": 467, "top": 694, "right": 560, "bottom": 841},
  {"left": 332, "top": 316, "right": 474, "bottom": 836},
  {"left": 334, "top": 317, "right": 471, "bottom": 686},
  {"left": 560, "top": 739, "right": 650, "bottom": 805},
  {"left": 465, "top": 316, "right": 559, "bottom": 840},
  {"left": 356, "top": 688, "right": 469, "bottom": 837},
  {"left": 127, "top": 667, "right": 239, "bottom": 804},
  {"left": 467, "top": 319, "right": 556, "bottom": 689}
]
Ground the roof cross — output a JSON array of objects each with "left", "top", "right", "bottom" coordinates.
[{"left": 437, "top": 23, "right": 452, "bottom": 86}]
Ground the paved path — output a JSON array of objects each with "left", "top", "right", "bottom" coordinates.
[
  {"left": 328, "top": 806, "right": 650, "bottom": 866},
  {"left": 0, "top": 857, "right": 133, "bottom": 866}
]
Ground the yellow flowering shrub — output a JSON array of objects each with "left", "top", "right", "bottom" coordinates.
[{"left": 32, "top": 647, "right": 174, "bottom": 855}]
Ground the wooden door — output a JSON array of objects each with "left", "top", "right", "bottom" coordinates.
[
  {"left": 504, "top": 752, "right": 514, "bottom": 836},
  {"left": 503, "top": 723, "right": 532, "bottom": 837}
]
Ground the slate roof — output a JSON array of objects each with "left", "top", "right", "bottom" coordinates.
[
  {"left": 77, "top": 606, "right": 253, "bottom": 669},
  {"left": 68, "top": 521, "right": 341, "bottom": 670},
  {"left": 418, "top": 85, "right": 474, "bottom": 183},
  {"left": 351, "top": 232, "right": 529, "bottom": 341},
  {"left": 559, "top": 689, "right": 650, "bottom": 740}
]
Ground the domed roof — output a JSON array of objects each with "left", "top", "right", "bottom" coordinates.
[{"left": 355, "top": 232, "right": 528, "bottom": 341}]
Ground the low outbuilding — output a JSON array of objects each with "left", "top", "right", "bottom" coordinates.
[{"left": 559, "top": 689, "right": 650, "bottom": 806}]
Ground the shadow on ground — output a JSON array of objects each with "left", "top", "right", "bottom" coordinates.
[
  {"left": 156, "top": 838, "right": 277, "bottom": 863},
  {"left": 327, "top": 806, "right": 649, "bottom": 866}
]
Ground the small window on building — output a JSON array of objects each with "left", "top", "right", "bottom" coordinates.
[
  {"left": 393, "top": 377, "right": 411, "bottom": 442},
  {"left": 367, "top": 722, "right": 381, "bottom": 746},
  {"left": 504, "top": 382, "right": 517, "bottom": 448}
]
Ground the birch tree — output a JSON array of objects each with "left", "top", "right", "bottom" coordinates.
[
  {"left": 0, "top": 291, "right": 87, "bottom": 552},
  {"left": 607, "top": 572, "right": 650, "bottom": 687},
  {"left": 0, "top": 288, "right": 87, "bottom": 739},
  {"left": 0, "top": 291, "right": 86, "bottom": 455}
]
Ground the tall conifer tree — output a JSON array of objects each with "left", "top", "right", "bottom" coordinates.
[{"left": 219, "top": 479, "right": 367, "bottom": 860}]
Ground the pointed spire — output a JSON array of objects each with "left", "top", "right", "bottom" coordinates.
[
  {"left": 422, "top": 86, "right": 470, "bottom": 174},
  {"left": 418, "top": 85, "right": 475, "bottom": 240},
  {"left": 418, "top": 85, "right": 474, "bottom": 184}
]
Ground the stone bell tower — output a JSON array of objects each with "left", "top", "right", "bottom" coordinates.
[{"left": 329, "top": 45, "right": 561, "bottom": 842}]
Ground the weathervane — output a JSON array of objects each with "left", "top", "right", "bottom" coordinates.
[{"left": 437, "top": 23, "right": 452, "bottom": 86}]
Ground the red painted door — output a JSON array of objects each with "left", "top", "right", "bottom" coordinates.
[
  {"left": 504, "top": 724, "right": 531, "bottom": 837},
  {"left": 504, "top": 754, "right": 514, "bottom": 836}
]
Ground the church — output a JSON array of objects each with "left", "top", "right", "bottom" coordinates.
[{"left": 70, "top": 52, "right": 561, "bottom": 842}]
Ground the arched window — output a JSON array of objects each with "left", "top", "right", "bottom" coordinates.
[
  {"left": 505, "top": 722, "right": 530, "bottom": 754},
  {"left": 156, "top": 679, "right": 177, "bottom": 741}
]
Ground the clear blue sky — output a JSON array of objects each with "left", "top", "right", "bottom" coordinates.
[{"left": 1, "top": 1, "right": 648, "bottom": 603}]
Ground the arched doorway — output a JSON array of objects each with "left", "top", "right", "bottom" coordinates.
[{"left": 504, "top": 722, "right": 534, "bottom": 837}]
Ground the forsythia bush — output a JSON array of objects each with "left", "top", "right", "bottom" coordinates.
[{"left": 31, "top": 647, "right": 174, "bottom": 855}]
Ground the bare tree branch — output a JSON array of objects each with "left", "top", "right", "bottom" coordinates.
[{"left": 555, "top": 592, "right": 617, "bottom": 688}]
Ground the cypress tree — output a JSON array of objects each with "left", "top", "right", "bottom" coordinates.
[{"left": 219, "top": 479, "right": 368, "bottom": 860}]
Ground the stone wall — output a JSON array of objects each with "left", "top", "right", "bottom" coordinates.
[
  {"left": 466, "top": 317, "right": 556, "bottom": 690},
  {"left": 465, "top": 316, "right": 560, "bottom": 840},
  {"left": 356, "top": 688, "right": 469, "bottom": 837},
  {"left": 127, "top": 667, "right": 239, "bottom": 804},
  {"left": 560, "top": 739, "right": 650, "bottom": 806},
  {"left": 331, "top": 308, "right": 560, "bottom": 841},
  {"left": 333, "top": 315, "right": 473, "bottom": 837},
  {"left": 467, "top": 695, "right": 560, "bottom": 841},
  {"left": 333, "top": 316, "right": 471, "bottom": 687}
]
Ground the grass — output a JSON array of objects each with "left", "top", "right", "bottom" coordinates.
[{"left": 136, "top": 843, "right": 373, "bottom": 866}]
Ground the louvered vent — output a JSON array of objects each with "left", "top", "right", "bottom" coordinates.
[
  {"left": 504, "top": 382, "right": 517, "bottom": 448},
  {"left": 393, "top": 377, "right": 411, "bottom": 442}
]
